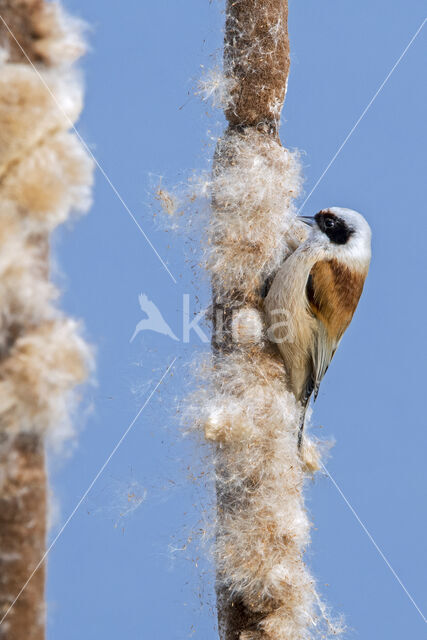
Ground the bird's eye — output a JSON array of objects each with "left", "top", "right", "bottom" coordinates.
[{"left": 324, "top": 217, "right": 335, "bottom": 228}]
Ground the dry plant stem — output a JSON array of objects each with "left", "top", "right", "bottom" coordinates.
[
  {"left": 0, "top": 2, "right": 93, "bottom": 638},
  {"left": 213, "top": 1, "right": 302, "bottom": 639},
  {"left": 0, "top": 240, "right": 49, "bottom": 640},
  {"left": 0, "top": 5, "right": 48, "bottom": 637},
  {"left": 0, "top": 434, "right": 46, "bottom": 640},
  {"left": 224, "top": 0, "right": 289, "bottom": 131},
  {"left": 0, "top": 0, "right": 45, "bottom": 64}
]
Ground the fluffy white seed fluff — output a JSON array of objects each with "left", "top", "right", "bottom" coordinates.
[
  {"left": 0, "top": 3, "right": 93, "bottom": 449},
  {"left": 0, "top": 65, "right": 83, "bottom": 178},
  {"left": 197, "top": 65, "right": 237, "bottom": 111},
  {"left": 208, "top": 129, "right": 304, "bottom": 299},
  {"left": 231, "top": 307, "right": 264, "bottom": 345},
  {"left": 0, "top": 320, "right": 90, "bottom": 436},
  {"left": 187, "top": 351, "right": 311, "bottom": 604},
  {"left": 1, "top": 131, "right": 93, "bottom": 230},
  {"left": 30, "top": 1, "right": 87, "bottom": 65},
  {"left": 182, "top": 118, "right": 341, "bottom": 638}
]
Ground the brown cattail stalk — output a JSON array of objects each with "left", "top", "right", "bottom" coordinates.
[
  {"left": 0, "top": 2, "right": 93, "bottom": 638},
  {"left": 212, "top": 2, "right": 301, "bottom": 638},
  {"left": 224, "top": 0, "right": 290, "bottom": 132},
  {"left": 187, "top": 1, "right": 341, "bottom": 639}
]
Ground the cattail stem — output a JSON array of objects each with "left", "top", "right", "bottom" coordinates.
[
  {"left": 210, "top": 2, "right": 316, "bottom": 639},
  {"left": 0, "top": 2, "right": 93, "bottom": 638},
  {"left": 0, "top": 434, "right": 46, "bottom": 640},
  {"left": 224, "top": 0, "right": 289, "bottom": 132}
]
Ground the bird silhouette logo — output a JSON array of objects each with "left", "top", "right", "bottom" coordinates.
[{"left": 130, "top": 293, "right": 179, "bottom": 343}]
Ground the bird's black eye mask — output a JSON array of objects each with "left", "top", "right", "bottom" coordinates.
[{"left": 315, "top": 211, "right": 354, "bottom": 245}]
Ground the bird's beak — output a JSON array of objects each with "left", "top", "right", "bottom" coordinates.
[{"left": 297, "top": 216, "right": 316, "bottom": 227}]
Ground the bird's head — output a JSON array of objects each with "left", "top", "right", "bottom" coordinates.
[{"left": 299, "top": 207, "right": 371, "bottom": 271}]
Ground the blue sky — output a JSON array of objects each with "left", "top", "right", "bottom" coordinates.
[{"left": 48, "top": 2, "right": 426, "bottom": 638}]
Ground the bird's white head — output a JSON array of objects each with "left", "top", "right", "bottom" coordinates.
[{"left": 299, "top": 207, "right": 371, "bottom": 272}]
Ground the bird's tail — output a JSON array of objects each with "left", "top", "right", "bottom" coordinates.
[
  {"left": 298, "top": 373, "right": 316, "bottom": 449},
  {"left": 297, "top": 402, "right": 308, "bottom": 449}
]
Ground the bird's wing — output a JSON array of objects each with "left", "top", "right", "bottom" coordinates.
[
  {"left": 310, "top": 321, "right": 338, "bottom": 400},
  {"left": 305, "top": 258, "right": 366, "bottom": 399}
]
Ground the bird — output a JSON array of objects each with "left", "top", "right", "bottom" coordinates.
[
  {"left": 130, "top": 294, "right": 178, "bottom": 343},
  {"left": 264, "top": 207, "right": 371, "bottom": 447}
]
